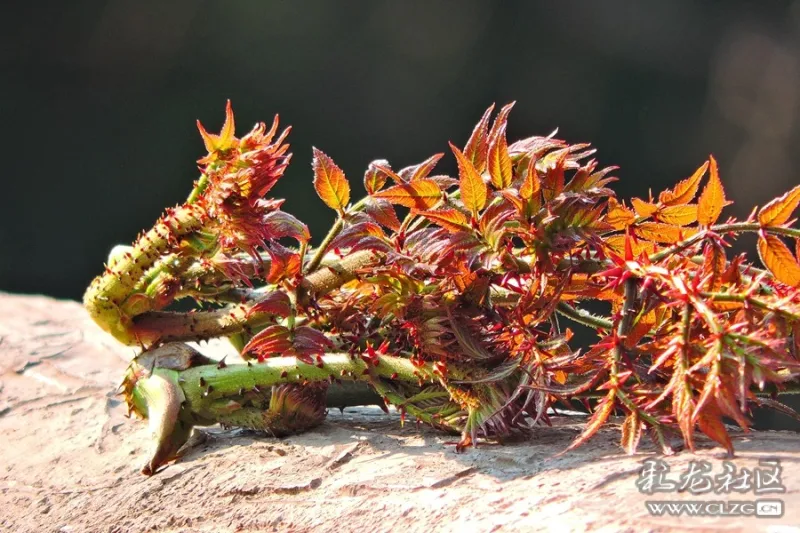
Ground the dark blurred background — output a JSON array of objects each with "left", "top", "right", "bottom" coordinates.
[{"left": 2, "top": 1, "right": 799, "bottom": 428}]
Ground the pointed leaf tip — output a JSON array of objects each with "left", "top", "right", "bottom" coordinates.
[
  {"left": 758, "top": 234, "right": 800, "bottom": 287},
  {"left": 450, "top": 141, "right": 487, "bottom": 216},
  {"left": 697, "top": 155, "right": 729, "bottom": 226},
  {"left": 312, "top": 147, "right": 351, "bottom": 212},
  {"left": 560, "top": 388, "right": 616, "bottom": 454},
  {"left": 759, "top": 183, "right": 800, "bottom": 227},
  {"left": 371, "top": 179, "right": 441, "bottom": 210},
  {"left": 463, "top": 103, "right": 495, "bottom": 174},
  {"left": 487, "top": 123, "right": 513, "bottom": 189},
  {"left": 519, "top": 152, "right": 541, "bottom": 200},
  {"left": 196, "top": 100, "right": 237, "bottom": 153},
  {"left": 659, "top": 161, "right": 708, "bottom": 206},
  {"left": 220, "top": 99, "right": 235, "bottom": 146}
]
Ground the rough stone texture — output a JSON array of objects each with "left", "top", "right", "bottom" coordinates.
[{"left": 0, "top": 292, "right": 798, "bottom": 532}]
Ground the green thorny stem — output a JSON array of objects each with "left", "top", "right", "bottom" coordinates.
[
  {"left": 111, "top": 215, "right": 800, "bottom": 474},
  {"left": 85, "top": 102, "right": 800, "bottom": 474}
]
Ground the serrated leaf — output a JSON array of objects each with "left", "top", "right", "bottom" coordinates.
[
  {"left": 262, "top": 211, "right": 310, "bottom": 242},
  {"left": 508, "top": 134, "right": 566, "bottom": 159},
  {"left": 450, "top": 142, "right": 487, "bottom": 216},
  {"left": 312, "top": 147, "right": 350, "bottom": 212},
  {"left": 292, "top": 326, "right": 334, "bottom": 364},
  {"left": 243, "top": 325, "right": 292, "bottom": 360},
  {"left": 372, "top": 179, "right": 441, "bottom": 210},
  {"left": 463, "top": 104, "right": 495, "bottom": 174},
  {"left": 248, "top": 291, "right": 292, "bottom": 318},
  {"left": 605, "top": 234, "right": 655, "bottom": 256},
  {"left": 657, "top": 204, "right": 698, "bottom": 226},
  {"left": 697, "top": 155, "right": 728, "bottom": 226},
  {"left": 364, "top": 159, "right": 391, "bottom": 194},
  {"left": 500, "top": 189, "right": 524, "bottom": 213},
  {"left": 621, "top": 410, "right": 643, "bottom": 455},
  {"left": 519, "top": 152, "right": 541, "bottom": 200},
  {"left": 634, "top": 222, "right": 696, "bottom": 244},
  {"left": 266, "top": 242, "right": 301, "bottom": 284},
  {"left": 758, "top": 234, "right": 800, "bottom": 287},
  {"left": 197, "top": 99, "right": 236, "bottom": 153},
  {"left": 408, "top": 153, "right": 444, "bottom": 182},
  {"left": 487, "top": 102, "right": 515, "bottom": 147},
  {"left": 370, "top": 292, "right": 401, "bottom": 316},
  {"left": 605, "top": 198, "right": 636, "bottom": 229},
  {"left": 561, "top": 389, "right": 616, "bottom": 453},
  {"left": 364, "top": 198, "right": 401, "bottom": 231},
  {"left": 631, "top": 197, "right": 659, "bottom": 218},
  {"left": 329, "top": 221, "right": 386, "bottom": 250},
  {"left": 427, "top": 175, "right": 459, "bottom": 189},
  {"left": 758, "top": 184, "right": 800, "bottom": 227},
  {"left": 714, "top": 383, "right": 751, "bottom": 430},
  {"left": 624, "top": 309, "right": 657, "bottom": 348},
  {"left": 696, "top": 410, "right": 733, "bottom": 455},
  {"left": 672, "top": 370, "right": 696, "bottom": 451},
  {"left": 448, "top": 307, "right": 495, "bottom": 361},
  {"left": 659, "top": 161, "right": 708, "bottom": 206},
  {"left": 373, "top": 163, "right": 406, "bottom": 185},
  {"left": 416, "top": 208, "right": 471, "bottom": 233},
  {"left": 701, "top": 241, "right": 726, "bottom": 291},
  {"left": 487, "top": 124, "right": 513, "bottom": 189},
  {"left": 541, "top": 151, "right": 567, "bottom": 200}
]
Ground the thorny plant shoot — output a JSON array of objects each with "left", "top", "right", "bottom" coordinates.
[{"left": 84, "top": 101, "right": 800, "bottom": 475}]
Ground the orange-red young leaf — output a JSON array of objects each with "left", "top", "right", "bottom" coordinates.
[
  {"left": 487, "top": 124, "right": 513, "bottom": 189},
  {"left": 697, "top": 155, "right": 728, "bottom": 226},
  {"left": 621, "top": 410, "right": 643, "bottom": 455},
  {"left": 463, "top": 104, "right": 495, "bottom": 174},
  {"left": 624, "top": 309, "right": 657, "bottom": 348},
  {"left": 541, "top": 151, "right": 567, "bottom": 200},
  {"left": 247, "top": 291, "right": 292, "bottom": 318},
  {"left": 605, "top": 234, "right": 656, "bottom": 256},
  {"left": 449, "top": 142, "right": 487, "bottom": 216},
  {"left": 266, "top": 243, "right": 302, "bottom": 284},
  {"left": 416, "top": 208, "right": 471, "bottom": 233},
  {"left": 312, "top": 147, "right": 350, "bottom": 212},
  {"left": 372, "top": 163, "right": 406, "bottom": 185},
  {"left": 409, "top": 153, "right": 445, "bottom": 182},
  {"left": 372, "top": 179, "right": 442, "bottom": 210},
  {"left": 702, "top": 241, "right": 726, "bottom": 291},
  {"left": 758, "top": 184, "right": 800, "bottom": 227},
  {"left": 696, "top": 410, "right": 733, "bottom": 455},
  {"left": 487, "top": 102, "right": 515, "bottom": 146},
  {"left": 758, "top": 234, "right": 800, "bottom": 287},
  {"left": 659, "top": 161, "right": 708, "bottom": 206},
  {"left": 672, "top": 373, "right": 696, "bottom": 451},
  {"left": 500, "top": 189, "right": 524, "bottom": 213},
  {"left": 605, "top": 198, "right": 635, "bottom": 229},
  {"left": 634, "top": 223, "right": 697, "bottom": 244},
  {"left": 560, "top": 389, "right": 616, "bottom": 453},
  {"left": 242, "top": 325, "right": 293, "bottom": 359},
  {"left": 364, "top": 159, "right": 390, "bottom": 195},
  {"left": 631, "top": 197, "right": 659, "bottom": 218},
  {"left": 657, "top": 204, "right": 698, "bottom": 226},
  {"left": 365, "top": 198, "right": 401, "bottom": 231},
  {"left": 519, "top": 153, "right": 541, "bottom": 200},
  {"left": 197, "top": 99, "right": 236, "bottom": 153}
]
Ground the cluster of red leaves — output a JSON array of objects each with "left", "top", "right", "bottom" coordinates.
[
  {"left": 300, "top": 102, "right": 800, "bottom": 452},
  {"left": 192, "top": 100, "right": 308, "bottom": 286},
  {"left": 158, "top": 102, "right": 800, "bottom": 453}
]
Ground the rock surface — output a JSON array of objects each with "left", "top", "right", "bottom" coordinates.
[{"left": 1, "top": 292, "right": 798, "bottom": 532}]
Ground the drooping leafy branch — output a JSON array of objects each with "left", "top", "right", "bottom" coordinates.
[{"left": 84, "top": 101, "right": 800, "bottom": 475}]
